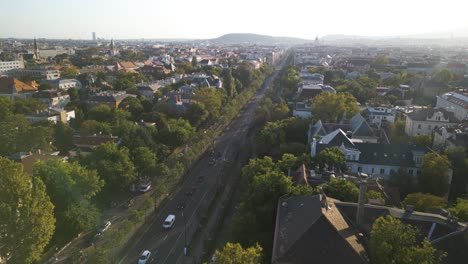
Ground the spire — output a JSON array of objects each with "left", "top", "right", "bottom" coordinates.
[{"left": 33, "top": 37, "right": 39, "bottom": 59}]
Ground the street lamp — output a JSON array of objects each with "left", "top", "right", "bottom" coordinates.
[{"left": 182, "top": 211, "right": 187, "bottom": 256}]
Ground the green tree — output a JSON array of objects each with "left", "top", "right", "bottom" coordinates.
[
  {"left": 386, "top": 118, "right": 409, "bottom": 144},
  {"left": 88, "top": 104, "right": 113, "bottom": 122},
  {"left": 311, "top": 92, "right": 360, "bottom": 122},
  {"left": 14, "top": 97, "right": 47, "bottom": 114},
  {"left": 53, "top": 121, "right": 74, "bottom": 154},
  {"left": 370, "top": 215, "right": 444, "bottom": 264},
  {"left": 222, "top": 68, "right": 237, "bottom": 98},
  {"left": 446, "top": 147, "right": 468, "bottom": 199},
  {"left": 119, "top": 96, "right": 144, "bottom": 120},
  {"left": 0, "top": 157, "right": 55, "bottom": 264},
  {"left": 185, "top": 101, "right": 209, "bottom": 127},
  {"left": 0, "top": 96, "right": 14, "bottom": 119},
  {"left": 33, "top": 160, "right": 104, "bottom": 236},
  {"left": 233, "top": 61, "right": 253, "bottom": 89},
  {"left": 419, "top": 153, "right": 451, "bottom": 196},
  {"left": 79, "top": 120, "right": 112, "bottom": 136},
  {"left": 432, "top": 69, "right": 453, "bottom": 86},
  {"left": 388, "top": 168, "right": 417, "bottom": 199},
  {"left": 82, "top": 142, "right": 137, "bottom": 194},
  {"left": 193, "top": 87, "right": 222, "bottom": 119},
  {"left": 39, "top": 82, "right": 55, "bottom": 91},
  {"left": 411, "top": 134, "right": 432, "bottom": 148},
  {"left": 61, "top": 67, "right": 79, "bottom": 78},
  {"left": 131, "top": 146, "right": 156, "bottom": 177},
  {"left": 322, "top": 178, "right": 359, "bottom": 202},
  {"left": 367, "top": 190, "right": 385, "bottom": 204},
  {"left": 314, "top": 147, "right": 347, "bottom": 172},
  {"left": 213, "top": 242, "right": 263, "bottom": 264},
  {"left": 191, "top": 56, "right": 198, "bottom": 68},
  {"left": 449, "top": 198, "right": 468, "bottom": 222},
  {"left": 402, "top": 193, "right": 446, "bottom": 212},
  {"left": 371, "top": 55, "right": 389, "bottom": 68},
  {"left": 158, "top": 118, "right": 195, "bottom": 148}
]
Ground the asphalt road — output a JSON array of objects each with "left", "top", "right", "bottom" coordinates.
[{"left": 120, "top": 55, "right": 289, "bottom": 264}]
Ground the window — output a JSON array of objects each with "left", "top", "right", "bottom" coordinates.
[
  {"left": 352, "top": 155, "right": 356, "bottom": 161},
  {"left": 436, "top": 116, "right": 441, "bottom": 121},
  {"left": 408, "top": 169, "right": 414, "bottom": 175},
  {"left": 417, "top": 124, "right": 422, "bottom": 129},
  {"left": 380, "top": 168, "right": 385, "bottom": 174},
  {"left": 428, "top": 125, "right": 431, "bottom": 130},
  {"left": 371, "top": 168, "right": 375, "bottom": 173},
  {"left": 417, "top": 170, "right": 422, "bottom": 175},
  {"left": 358, "top": 167, "right": 362, "bottom": 172}
]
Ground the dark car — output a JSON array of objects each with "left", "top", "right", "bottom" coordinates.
[
  {"left": 185, "top": 186, "right": 196, "bottom": 196},
  {"left": 176, "top": 200, "right": 186, "bottom": 210}
]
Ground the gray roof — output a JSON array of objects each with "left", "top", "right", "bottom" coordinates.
[{"left": 407, "top": 107, "right": 459, "bottom": 122}]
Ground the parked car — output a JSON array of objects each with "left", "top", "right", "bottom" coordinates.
[
  {"left": 140, "top": 182, "right": 151, "bottom": 192},
  {"left": 99, "top": 221, "right": 111, "bottom": 233},
  {"left": 138, "top": 250, "right": 151, "bottom": 264},
  {"left": 163, "top": 214, "right": 176, "bottom": 229}
]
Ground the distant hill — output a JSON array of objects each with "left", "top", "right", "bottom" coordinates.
[{"left": 210, "top": 33, "right": 309, "bottom": 45}]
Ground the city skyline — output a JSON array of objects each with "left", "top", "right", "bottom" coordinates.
[{"left": 1, "top": 0, "right": 468, "bottom": 40}]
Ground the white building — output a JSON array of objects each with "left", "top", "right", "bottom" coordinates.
[
  {"left": 405, "top": 107, "right": 459, "bottom": 137},
  {"left": 8, "top": 68, "right": 60, "bottom": 80},
  {"left": 0, "top": 60, "right": 24, "bottom": 73},
  {"left": 436, "top": 91, "right": 468, "bottom": 121},
  {"left": 363, "top": 105, "right": 396, "bottom": 127}
]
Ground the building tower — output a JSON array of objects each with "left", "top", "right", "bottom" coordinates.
[
  {"left": 109, "top": 38, "right": 118, "bottom": 56},
  {"left": 33, "top": 37, "right": 40, "bottom": 59},
  {"left": 92, "top": 32, "right": 96, "bottom": 42}
]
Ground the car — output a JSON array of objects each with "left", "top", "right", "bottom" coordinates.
[
  {"left": 176, "top": 200, "right": 186, "bottom": 210},
  {"left": 163, "top": 214, "right": 176, "bottom": 229},
  {"left": 140, "top": 182, "right": 151, "bottom": 192},
  {"left": 99, "top": 221, "right": 111, "bottom": 233},
  {"left": 185, "top": 186, "right": 196, "bottom": 196},
  {"left": 138, "top": 250, "right": 151, "bottom": 264}
]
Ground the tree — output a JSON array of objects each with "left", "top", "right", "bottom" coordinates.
[
  {"left": 371, "top": 55, "right": 389, "bottom": 68},
  {"left": 446, "top": 147, "right": 468, "bottom": 199},
  {"left": 386, "top": 118, "right": 409, "bottom": 144},
  {"left": 38, "top": 82, "right": 55, "bottom": 91},
  {"left": 33, "top": 160, "right": 104, "bottom": 236},
  {"left": 388, "top": 168, "right": 417, "bottom": 199},
  {"left": 370, "top": 215, "right": 444, "bottom": 264},
  {"left": 322, "top": 178, "right": 359, "bottom": 202},
  {"left": 0, "top": 157, "right": 55, "bottom": 264},
  {"left": 82, "top": 142, "right": 137, "bottom": 194},
  {"left": 411, "top": 134, "right": 432, "bottom": 148},
  {"left": 311, "top": 92, "right": 360, "bottom": 122},
  {"left": 191, "top": 56, "right": 198, "bottom": 68},
  {"left": 449, "top": 198, "right": 468, "bottom": 222},
  {"left": 402, "top": 193, "right": 446, "bottom": 212},
  {"left": 88, "top": 104, "right": 113, "bottom": 122},
  {"left": 158, "top": 118, "right": 195, "bottom": 148},
  {"left": 419, "top": 153, "right": 451, "bottom": 196},
  {"left": 233, "top": 61, "right": 253, "bottom": 89},
  {"left": 119, "top": 96, "right": 144, "bottom": 121},
  {"left": 367, "top": 190, "right": 385, "bottom": 204},
  {"left": 314, "top": 147, "right": 347, "bottom": 172},
  {"left": 222, "top": 68, "right": 237, "bottom": 98},
  {"left": 0, "top": 96, "right": 14, "bottom": 119},
  {"left": 14, "top": 97, "right": 47, "bottom": 114},
  {"left": 185, "top": 101, "right": 208, "bottom": 127},
  {"left": 193, "top": 87, "right": 222, "bottom": 119},
  {"left": 432, "top": 69, "right": 453, "bottom": 86},
  {"left": 131, "top": 146, "right": 156, "bottom": 177},
  {"left": 213, "top": 242, "right": 263, "bottom": 264},
  {"left": 53, "top": 121, "right": 74, "bottom": 154},
  {"left": 61, "top": 67, "right": 79, "bottom": 78}
]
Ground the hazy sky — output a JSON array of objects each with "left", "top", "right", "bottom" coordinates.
[{"left": 1, "top": 0, "right": 467, "bottom": 39}]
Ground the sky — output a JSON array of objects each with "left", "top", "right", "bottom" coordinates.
[{"left": 1, "top": 0, "right": 467, "bottom": 40}]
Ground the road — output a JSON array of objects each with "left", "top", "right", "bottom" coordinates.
[{"left": 120, "top": 53, "right": 290, "bottom": 264}]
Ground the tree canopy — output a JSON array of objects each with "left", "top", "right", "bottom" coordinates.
[
  {"left": 402, "top": 193, "right": 446, "bottom": 212},
  {"left": 0, "top": 157, "right": 55, "bottom": 264},
  {"left": 449, "top": 198, "right": 468, "bottom": 222},
  {"left": 313, "top": 147, "right": 347, "bottom": 172},
  {"left": 213, "top": 242, "right": 263, "bottom": 264},
  {"left": 370, "top": 215, "right": 444, "bottom": 264},
  {"left": 322, "top": 178, "right": 359, "bottom": 202},
  {"left": 419, "top": 153, "right": 451, "bottom": 196},
  {"left": 311, "top": 92, "right": 360, "bottom": 122}
]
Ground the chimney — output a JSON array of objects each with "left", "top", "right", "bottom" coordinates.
[
  {"left": 346, "top": 131, "right": 353, "bottom": 139},
  {"left": 356, "top": 173, "right": 368, "bottom": 227}
]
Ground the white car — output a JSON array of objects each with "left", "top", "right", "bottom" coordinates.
[
  {"left": 140, "top": 182, "right": 151, "bottom": 192},
  {"left": 162, "top": 214, "right": 176, "bottom": 229},
  {"left": 138, "top": 250, "right": 151, "bottom": 264},
  {"left": 99, "top": 221, "right": 111, "bottom": 233}
]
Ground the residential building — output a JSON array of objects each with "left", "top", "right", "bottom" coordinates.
[
  {"left": 292, "top": 102, "right": 312, "bottom": 118},
  {"left": 433, "top": 121, "right": 468, "bottom": 150},
  {"left": 311, "top": 129, "right": 430, "bottom": 178},
  {"left": 297, "top": 83, "right": 336, "bottom": 99},
  {"left": 113, "top": 61, "right": 138, "bottom": 72},
  {"left": 137, "top": 82, "right": 162, "bottom": 100},
  {"left": 41, "top": 78, "right": 82, "bottom": 90},
  {"left": 7, "top": 67, "right": 60, "bottom": 80},
  {"left": 0, "top": 76, "right": 38, "bottom": 99},
  {"left": 436, "top": 91, "right": 468, "bottom": 121},
  {"left": 9, "top": 150, "right": 66, "bottom": 175},
  {"left": 32, "top": 90, "right": 70, "bottom": 108},
  {"left": 0, "top": 59, "right": 24, "bottom": 74},
  {"left": 26, "top": 108, "right": 75, "bottom": 124},
  {"left": 87, "top": 91, "right": 132, "bottom": 108},
  {"left": 405, "top": 107, "right": 459, "bottom": 137},
  {"left": 363, "top": 105, "right": 396, "bottom": 127},
  {"left": 70, "top": 134, "right": 121, "bottom": 157}
]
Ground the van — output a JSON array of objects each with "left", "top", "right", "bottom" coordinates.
[{"left": 163, "top": 214, "right": 176, "bottom": 228}]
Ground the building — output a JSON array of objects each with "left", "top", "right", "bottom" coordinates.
[
  {"left": 109, "top": 39, "right": 118, "bottom": 56},
  {"left": 70, "top": 135, "right": 121, "bottom": 157},
  {"left": 42, "top": 78, "right": 82, "bottom": 90},
  {"left": 32, "top": 90, "right": 70, "bottom": 108},
  {"left": 7, "top": 67, "right": 60, "bottom": 80},
  {"left": 137, "top": 82, "right": 162, "bottom": 100},
  {"left": 92, "top": 32, "right": 96, "bottom": 42},
  {"left": 292, "top": 102, "right": 312, "bottom": 118},
  {"left": 433, "top": 121, "right": 468, "bottom": 150},
  {"left": 0, "top": 76, "right": 38, "bottom": 99},
  {"left": 436, "top": 91, "right": 468, "bottom": 121},
  {"left": 405, "top": 107, "right": 459, "bottom": 137},
  {"left": 9, "top": 150, "right": 66, "bottom": 175},
  {"left": 311, "top": 129, "right": 430, "bottom": 178},
  {"left": 297, "top": 83, "right": 336, "bottom": 99},
  {"left": 0, "top": 59, "right": 24, "bottom": 74},
  {"left": 26, "top": 108, "right": 75, "bottom": 124},
  {"left": 87, "top": 91, "right": 132, "bottom": 108},
  {"left": 363, "top": 105, "right": 396, "bottom": 127}
]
